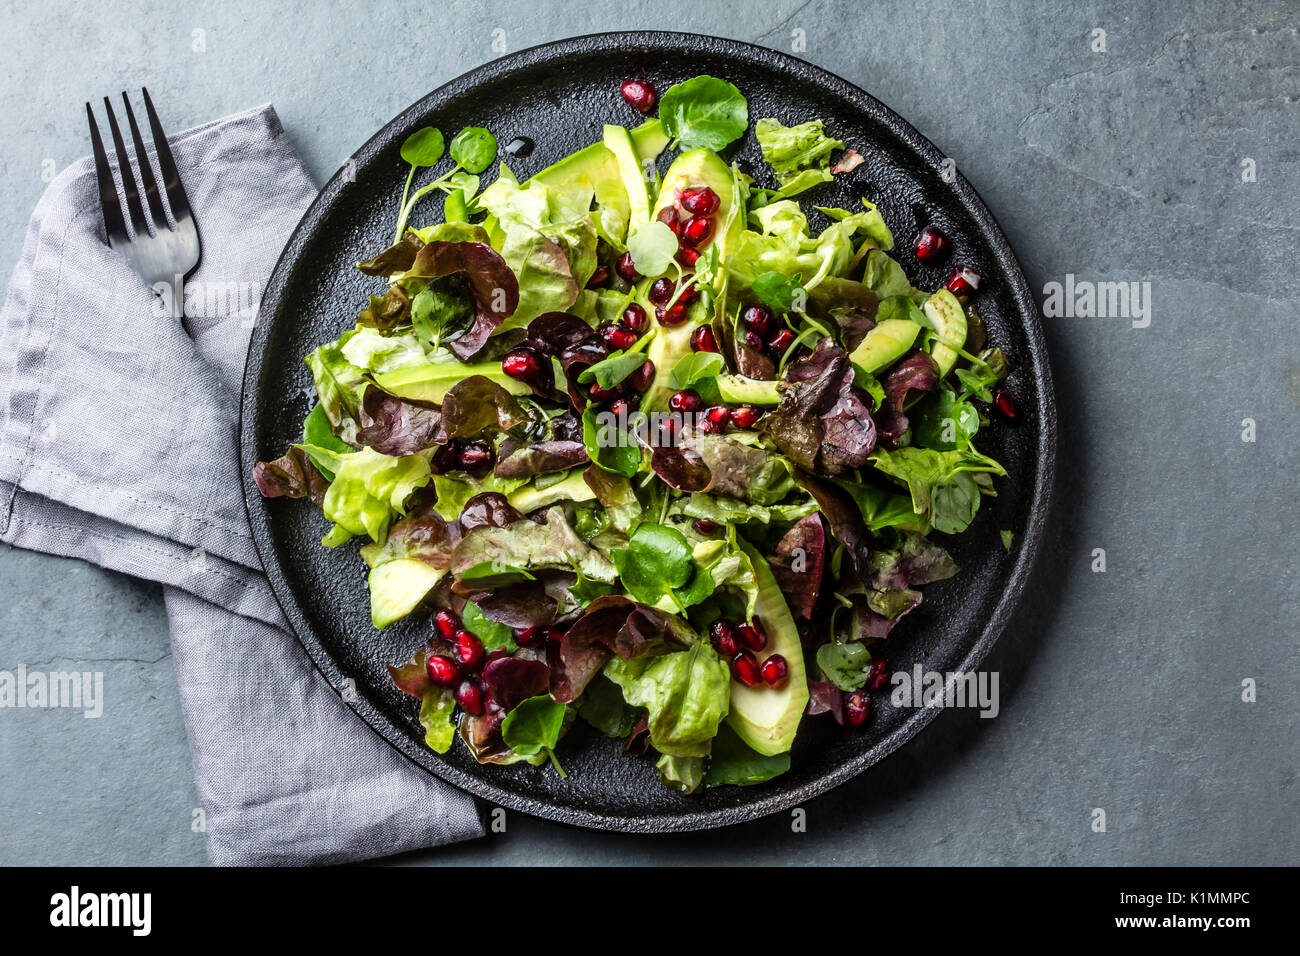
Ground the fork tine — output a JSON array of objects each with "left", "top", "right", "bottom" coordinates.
[
  {"left": 102, "top": 96, "right": 149, "bottom": 237},
  {"left": 141, "top": 87, "right": 193, "bottom": 223},
  {"left": 121, "top": 91, "right": 169, "bottom": 230},
  {"left": 86, "top": 103, "right": 128, "bottom": 246}
]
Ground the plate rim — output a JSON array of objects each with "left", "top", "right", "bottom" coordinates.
[{"left": 240, "top": 30, "right": 1057, "bottom": 833}]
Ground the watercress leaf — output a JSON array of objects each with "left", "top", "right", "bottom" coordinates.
[
  {"left": 658, "top": 75, "right": 749, "bottom": 151},
  {"left": 406, "top": 240, "right": 519, "bottom": 360},
  {"left": 704, "top": 724, "right": 790, "bottom": 787},
  {"left": 449, "top": 126, "right": 498, "bottom": 174},
  {"left": 626, "top": 220, "right": 679, "bottom": 276},
  {"left": 577, "top": 349, "right": 647, "bottom": 388},
  {"left": 816, "top": 640, "right": 873, "bottom": 692},
  {"left": 401, "top": 127, "right": 445, "bottom": 167},
  {"left": 463, "top": 600, "right": 517, "bottom": 651},
  {"left": 911, "top": 388, "right": 980, "bottom": 451},
  {"left": 751, "top": 270, "right": 805, "bottom": 312},
  {"left": 668, "top": 351, "right": 725, "bottom": 390},
  {"left": 500, "top": 694, "right": 566, "bottom": 756},
  {"left": 581, "top": 404, "right": 642, "bottom": 478},
  {"left": 411, "top": 276, "right": 475, "bottom": 345}
]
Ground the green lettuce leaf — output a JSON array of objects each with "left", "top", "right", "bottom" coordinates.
[
  {"left": 755, "top": 117, "right": 843, "bottom": 193},
  {"left": 604, "top": 640, "right": 730, "bottom": 757},
  {"left": 298, "top": 445, "right": 432, "bottom": 543}
]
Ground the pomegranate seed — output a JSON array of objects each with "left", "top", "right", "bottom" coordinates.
[
  {"left": 705, "top": 405, "right": 731, "bottom": 427},
  {"left": 682, "top": 215, "right": 714, "bottom": 247},
  {"left": 945, "top": 265, "right": 982, "bottom": 296},
  {"left": 615, "top": 251, "right": 639, "bottom": 281},
  {"left": 587, "top": 265, "right": 610, "bottom": 288},
  {"left": 736, "top": 621, "right": 767, "bottom": 652},
  {"left": 710, "top": 620, "right": 738, "bottom": 656},
  {"left": 588, "top": 382, "right": 621, "bottom": 402},
  {"left": 914, "top": 224, "right": 947, "bottom": 261},
  {"left": 657, "top": 303, "right": 689, "bottom": 326},
  {"left": 693, "top": 519, "right": 721, "bottom": 535},
  {"left": 761, "top": 654, "right": 789, "bottom": 688},
  {"left": 767, "top": 327, "right": 796, "bottom": 357},
  {"left": 680, "top": 187, "right": 720, "bottom": 216},
  {"left": 515, "top": 626, "right": 543, "bottom": 648},
  {"left": 648, "top": 277, "right": 675, "bottom": 305},
  {"left": 740, "top": 328, "right": 764, "bottom": 352},
  {"left": 620, "top": 78, "right": 657, "bottom": 113},
  {"left": 543, "top": 626, "right": 566, "bottom": 646},
  {"left": 629, "top": 359, "right": 655, "bottom": 392},
  {"left": 425, "top": 654, "right": 461, "bottom": 688},
  {"left": 455, "top": 680, "right": 486, "bottom": 717},
  {"left": 730, "top": 649, "right": 762, "bottom": 686},
  {"left": 658, "top": 206, "right": 684, "bottom": 235},
  {"left": 867, "top": 658, "right": 888, "bottom": 691},
  {"left": 993, "top": 388, "right": 1019, "bottom": 421},
  {"left": 502, "top": 346, "right": 544, "bottom": 383},
  {"left": 456, "top": 441, "right": 493, "bottom": 472},
  {"left": 609, "top": 396, "right": 634, "bottom": 420},
  {"left": 669, "top": 389, "right": 703, "bottom": 413},
  {"left": 676, "top": 246, "right": 700, "bottom": 268},
  {"left": 741, "top": 304, "right": 774, "bottom": 336},
  {"left": 655, "top": 414, "right": 680, "bottom": 445},
  {"left": 599, "top": 322, "right": 638, "bottom": 351},
  {"left": 434, "top": 609, "right": 459, "bottom": 640},
  {"left": 622, "top": 303, "right": 647, "bottom": 331},
  {"left": 452, "top": 630, "right": 486, "bottom": 672},
  {"left": 729, "top": 405, "right": 762, "bottom": 429},
  {"left": 690, "top": 326, "right": 719, "bottom": 353},
  {"left": 694, "top": 416, "right": 722, "bottom": 434},
  {"left": 844, "top": 691, "right": 870, "bottom": 727}
]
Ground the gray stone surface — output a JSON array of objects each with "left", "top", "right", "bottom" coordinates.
[{"left": 1, "top": 0, "right": 1296, "bottom": 866}]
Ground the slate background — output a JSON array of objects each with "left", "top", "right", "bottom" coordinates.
[{"left": 1, "top": 0, "right": 1296, "bottom": 866}]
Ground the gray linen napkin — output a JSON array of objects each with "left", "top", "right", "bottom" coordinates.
[{"left": 0, "top": 104, "right": 484, "bottom": 865}]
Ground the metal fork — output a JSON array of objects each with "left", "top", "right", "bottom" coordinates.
[{"left": 87, "top": 88, "right": 201, "bottom": 328}]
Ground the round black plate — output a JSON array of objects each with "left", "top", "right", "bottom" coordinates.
[{"left": 241, "top": 32, "right": 1056, "bottom": 832}]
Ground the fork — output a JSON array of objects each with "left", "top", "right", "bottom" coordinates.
[{"left": 87, "top": 88, "right": 201, "bottom": 329}]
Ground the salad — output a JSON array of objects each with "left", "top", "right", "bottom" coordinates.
[{"left": 254, "top": 73, "right": 1015, "bottom": 793}]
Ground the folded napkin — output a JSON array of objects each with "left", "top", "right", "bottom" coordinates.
[{"left": 0, "top": 104, "right": 484, "bottom": 864}]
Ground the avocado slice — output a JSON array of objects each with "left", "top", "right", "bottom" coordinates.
[
  {"left": 507, "top": 470, "right": 596, "bottom": 513},
  {"left": 603, "top": 125, "right": 653, "bottom": 226},
  {"left": 921, "top": 288, "right": 968, "bottom": 378},
  {"left": 529, "top": 141, "right": 630, "bottom": 246},
  {"left": 727, "top": 540, "right": 808, "bottom": 756},
  {"left": 368, "top": 558, "right": 444, "bottom": 628},
  {"left": 372, "top": 363, "right": 531, "bottom": 404},
  {"left": 716, "top": 373, "right": 781, "bottom": 406},
  {"left": 629, "top": 118, "right": 670, "bottom": 164},
  {"left": 848, "top": 318, "right": 922, "bottom": 375},
  {"left": 652, "top": 148, "right": 742, "bottom": 259},
  {"left": 640, "top": 298, "right": 706, "bottom": 413}
]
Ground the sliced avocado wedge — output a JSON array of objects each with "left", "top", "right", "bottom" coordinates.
[
  {"left": 507, "top": 470, "right": 596, "bottom": 513},
  {"left": 368, "top": 559, "right": 443, "bottom": 629},
  {"left": 727, "top": 540, "right": 808, "bottom": 756},
  {"left": 529, "top": 141, "right": 630, "bottom": 246},
  {"left": 848, "top": 318, "right": 922, "bottom": 375},
  {"left": 921, "top": 288, "right": 968, "bottom": 379},
  {"left": 629, "top": 118, "right": 670, "bottom": 164},
  {"left": 603, "top": 125, "right": 653, "bottom": 226},
  {"left": 652, "top": 148, "right": 742, "bottom": 258},
  {"left": 640, "top": 299, "right": 706, "bottom": 413},
  {"left": 372, "top": 363, "right": 530, "bottom": 404},
  {"left": 716, "top": 373, "right": 781, "bottom": 406}
]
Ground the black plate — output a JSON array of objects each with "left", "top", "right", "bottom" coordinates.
[{"left": 241, "top": 32, "right": 1056, "bottom": 832}]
